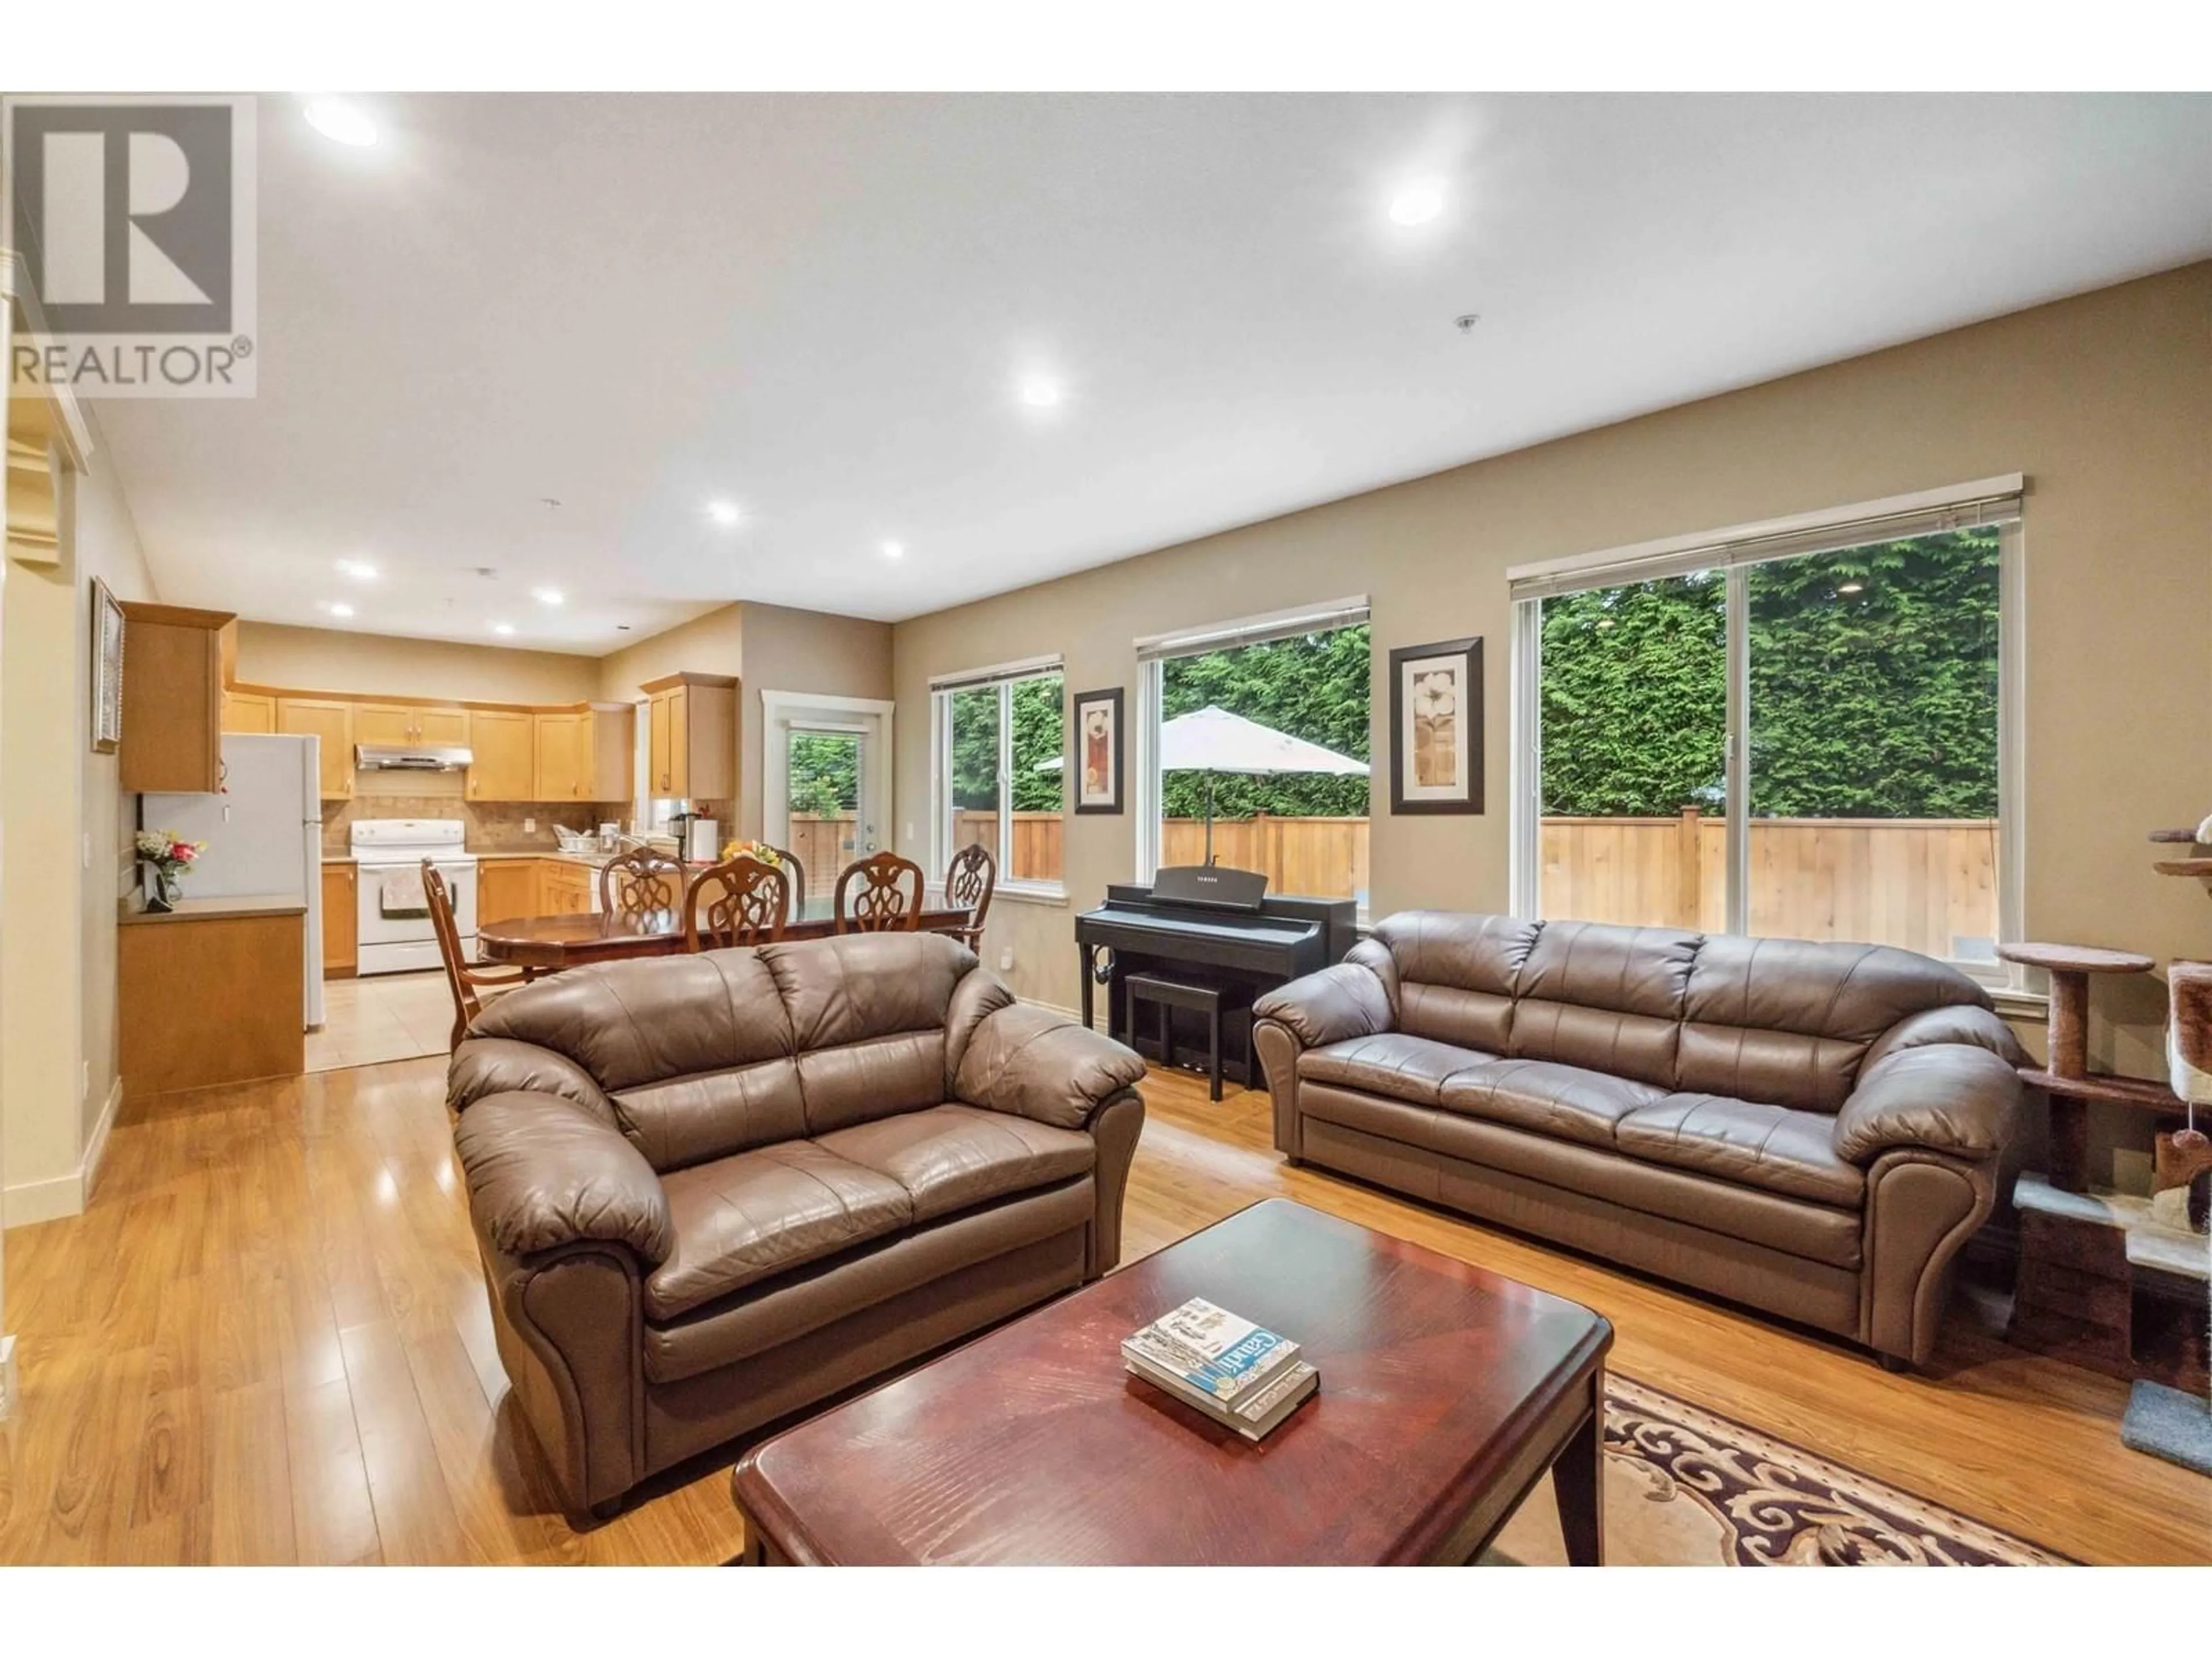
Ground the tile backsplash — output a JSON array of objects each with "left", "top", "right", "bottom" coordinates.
[{"left": 321, "top": 772, "right": 623, "bottom": 855}]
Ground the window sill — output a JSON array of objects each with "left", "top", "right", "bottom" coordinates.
[{"left": 994, "top": 882, "right": 1067, "bottom": 907}]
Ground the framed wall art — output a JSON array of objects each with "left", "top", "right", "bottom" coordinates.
[
  {"left": 1071, "top": 685, "right": 1124, "bottom": 815},
  {"left": 92, "top": 577, "right": 127, "bottom": 754},
  {"left": 1388, "top": 635, "right": 1481, "bottom": 815}
]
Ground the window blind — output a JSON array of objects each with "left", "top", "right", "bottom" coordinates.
[
  {"left": 927, "top": 654, "right": 1064, "bottom": 694},
  {"left": 1135, "top": 596, "right": 1370, "bottom": 661},
  {"left": 1507, "top": 479, "right": 2024, "bottom": 602}
]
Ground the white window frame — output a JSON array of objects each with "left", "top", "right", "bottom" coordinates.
[
  {"left": 1134, "top": 597, "right": 1373, "bottom": 914},
  {"left": 929, "top": 655, "right": 1067, "bottom": 900},
  {"left": 1509, "top": 479, "right": 2025, "bottom": 986}
]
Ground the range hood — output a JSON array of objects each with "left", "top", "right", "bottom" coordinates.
[{"left": 354, "top": 743, "right": 475, "bottom": 772}]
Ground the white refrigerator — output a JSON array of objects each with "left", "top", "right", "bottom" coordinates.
[{"left": 143, "top": 733, "right": 326, "bottom": 1028}]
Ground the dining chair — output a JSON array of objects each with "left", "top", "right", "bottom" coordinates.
[
  {"left": 599, "top": 845, "right": 684, "bottom": 922},
  {"left": 684, "top": 856, "right": 791, "bottom": 952},
  {"left": 833, "top": 851, "right": 925, "bottom": 934},
  {"left": 425, "top": 859, "right": 533, "bottom": 1048},
  {"left": 763, "top": 846, "right": 807, "bottom": 913},
  {"left": 944, "top": 841, "right": 997, "bottom": 952}
]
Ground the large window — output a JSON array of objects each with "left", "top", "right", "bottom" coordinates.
[
  {"left": 933, "top": 660, "right": 1065, "bottom": 891},
  {"left": 1512, "top": 484, "right": 2020, "bottom": 976},
  {"left": 1137, "top": 601, "right": 1371, "bottom": 907}
]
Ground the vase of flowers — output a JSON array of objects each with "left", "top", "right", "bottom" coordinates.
[{"left": 136, "top": 828, "right": 207, "bottom": 912}]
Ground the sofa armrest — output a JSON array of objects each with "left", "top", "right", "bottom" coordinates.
[
  {"left": 454, "top": 1091, "right": 674, "bottom": 1266},
  {"left": 1834, "top": 1045, "right": 2021, "bottom": 1166},
  {"left": 1252, "top": 955, "right": 1395, "bottom": 1050},
  {"left": 952, "top": 1002, "right": 1146, "bottom": 1131}
]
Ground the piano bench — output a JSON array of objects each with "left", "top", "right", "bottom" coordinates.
[{"left": 1125, "top": 973, "right": 1248, "bottom": 1103}]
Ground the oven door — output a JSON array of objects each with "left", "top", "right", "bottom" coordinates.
[{"left": 356, "top": 858, "right": 478, "bottom": 974}]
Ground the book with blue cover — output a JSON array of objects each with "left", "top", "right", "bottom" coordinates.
[{"left": 1120, "top": 1297, "right": 1301, "bottom": 1402}]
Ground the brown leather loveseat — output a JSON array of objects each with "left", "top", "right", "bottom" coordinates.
[
  {"left": 1254, "top": 912, "right": 2027, "bottom": 1369},
  {"left": 449, "top": 931, "right": 1146, "bottom": 1516}
]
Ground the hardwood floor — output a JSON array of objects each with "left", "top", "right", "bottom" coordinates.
[{"left": 2, "top": 1055, "right": 2206, "bottom": 1565}]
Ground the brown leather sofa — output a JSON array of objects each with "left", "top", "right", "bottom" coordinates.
[
  {"left": 1253, "top": 912, "right": 2027, "bottom": 1369},
  {"left": 448, "top": 931, "right": 1146, "bottom": 1516}
]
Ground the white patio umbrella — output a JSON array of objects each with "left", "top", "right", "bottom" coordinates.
[{"left": 1039, "top": 704, "right": 1365, "bottom": 865}]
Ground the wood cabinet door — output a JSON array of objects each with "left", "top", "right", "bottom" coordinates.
[
  {"left": 467, "top": 710, "right": 535, "bottom": 801},
  {"left": 320, "top": 863, "right": 357, "bottom": 975},
  {"left": 534, "top": 712, "right": 590, "bottom": 800},
  {"left": 477, "top": 859, "right": 536, "bottom": 925},
  {"left": 353, "top": 704, "right": 419, "bottom": 745},
  {"left": 415, "top": 707, "right": 469, "bottom": 745},
  {"left": 666, "top": 687, "right": 691, "bottom": 797},
  {"left": 221, "top": 691, "right": 276, "bottom": 734},
  {"left": 276, "top": 699, "right": 355, "bottom": 800},
  {"left": 648, "top": 691, "right": 673, "bottom": 796}
]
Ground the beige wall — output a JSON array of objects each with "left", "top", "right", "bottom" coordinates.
[
  {"left": 3, "top": 408, "right": 159, "bottom": 1226},
  {"left": 892, "top": 264, "right": 2212, "bottom": 1187},
  {"left": 733, "top": 602, "right": 895, "bottom": 842},
  {"left": 235, "top": 621, "right": 601, "bottom": 704}
]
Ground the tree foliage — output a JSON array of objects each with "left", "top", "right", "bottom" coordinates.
[
  {"left": 949, "top": 675, "right": 1066, "bottom": 816},
  {"left": 787, "top": 732, "right": 859, "bottom": 817},
  {"left": 1160, "top": 626, "right": 1371, "bottom": 819},
  {"left": 1539, "top": 531, "right": 1999, "bottom": 818}
]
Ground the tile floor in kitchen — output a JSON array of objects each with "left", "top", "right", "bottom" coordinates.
[{"left": 307, "top": 970, "right": 457, "bottom": 1071}]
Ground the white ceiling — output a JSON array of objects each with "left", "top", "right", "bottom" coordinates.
[{"left": 96, "top": 92, "right": 2212, "bottom": 653}]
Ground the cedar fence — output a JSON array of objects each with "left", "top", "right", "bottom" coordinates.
[{"left": 790, "top": 806, "right": 1997, "bottom": 959}]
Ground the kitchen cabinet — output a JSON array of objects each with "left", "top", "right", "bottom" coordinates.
[
  {"left": 221, "top": 689, "right": 277, "bottom": 734},
  {"left": 276, "top": 698, "right": 357, "bottom": 800},
  {"left": 355, "top": 702, "right": 468, "bottom": 746},
  {"left": 119, "top": 602, "right": 237, "bottom": 793},
  {"left": 531, "top": 703, "right": 635, "bottom": 802},
  {"left": 477, "top": 858, "right": 537, "bottom": 924},
  {"left": 534, "top": 710, "right": 591, "bottom": 800},
  {"left": 119, "top": 899, "right": 305, "bottom": 1099},
  {"left": 537, "top": 860, "right": 597, "bottom": 915},
  {"left": 321, "top": 862, "right": 357, "bottom": 976},
  {"left": 467, "top": 709, "right": 536, "bottom": 801},
  {"left": 641, "top": 672, "right": 736, "bottom": 800}
]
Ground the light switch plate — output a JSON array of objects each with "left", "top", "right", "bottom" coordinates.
[
  {"left": 999, "top": 945, "right": 1016, "bottom": 972},
  {"left": 0, "top": 1334, "right": 17, "bottom": 1422},
  {"left": 523, "top": 817, "right": 536, "bottom": 833}
]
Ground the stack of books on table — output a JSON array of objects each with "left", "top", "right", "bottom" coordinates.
[{"left": 1122, "top": 1296, "right": 1319, "bottom": 1442}]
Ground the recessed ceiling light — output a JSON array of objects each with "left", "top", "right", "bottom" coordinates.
[
  {"left": 1388, "top": 180, "right": 1445, "bottom": 226},
  {"left": 490, "top": 622, "right": 516, "bottom": 637},
  {"left": 531, "top": 586, "right": 564, "bottom": 606},
  {"left": 881, "top": 540, "right": 905, "bottom": 559},
  {"left": 707, "top": 500, "right": 743, "bottom": 528},
  {"left": 319, "top": 600, "right": 355, "bottom": 619},
  {"left": 1836, "top": 582, "right": 1866, "bottom": 595},
  {"left": 335, "top": 558, "right": 378, "bottom": 581},
  {"left": 1018, "top": 377, "right": 1062, "bottom": 409},
  {"left": 304, "top": 99, "right": 378, "bottom": 149}
]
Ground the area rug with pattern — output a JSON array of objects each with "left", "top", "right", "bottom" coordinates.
[{"left": 1486, "top": 1374, "right": 2070, "bottom": 1565}]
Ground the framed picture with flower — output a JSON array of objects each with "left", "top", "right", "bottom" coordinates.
[
  {"left": 1071, "top": 686, "right": 1123, "bottom": 815},
  {"left": 1388, "top": 636, "right": 1481, "bottom": 815}
]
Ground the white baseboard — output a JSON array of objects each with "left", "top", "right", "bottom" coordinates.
[
  {"left": 2, "top": 1077, "right": 122, "bottom": 1229},
  {"left": 1020, "top": 994, "right": 1102, "bottom": 1032},
  {"left": 81, "top": 1077, "right": 123, "bottom": 1203}
]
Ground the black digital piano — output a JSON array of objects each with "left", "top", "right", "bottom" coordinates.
[{"left": 1073, "top": 866, "right": 1356, "bottom": 1089}]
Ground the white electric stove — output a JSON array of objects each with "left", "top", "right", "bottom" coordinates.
[{"left": 350, "top": 818, "right": 479, "bottom": 976}]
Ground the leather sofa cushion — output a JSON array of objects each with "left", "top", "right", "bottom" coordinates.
[
  {"left": 1505, "top": 921, "right": 1698, "bottom": 1091},
  {"left": 1297, "top": 1033, "right": 1488, "bottom": 1107},
  {"left": 646, "top": 1141, "right": 914, "bottom": 1321},
  {"left": 762, "top": 932, "right": 977, "bottom": 1053},
  {"left": 1438, "top": 1058, "right": 1663, "bottom": 1150},
  {"left": 1372, "top": 911, "right": 1538, "bottom": 1053},
  {"left": 814, "top": 1104, "right": 1095, "bottom": 1225},
  {"left": 796, "top": 1030, "right": 948, "bottom": 1135},
  {"left": 1615, "top": 1093, "right": 1864, "bottom": 1207},
  {"left": 610, "top": 1058, "right": 806, "bottom": 1172},
  {"left": 1296, "top": 1084, "right": 1862, "bottom": 1268},
  {"left": 643, "top": 1177, "right": 1094, "bottom": 1384}
]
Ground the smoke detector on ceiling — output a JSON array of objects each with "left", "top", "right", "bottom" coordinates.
[{"left": 1455, "top": 313, "right": 1481, "bottom": 334}]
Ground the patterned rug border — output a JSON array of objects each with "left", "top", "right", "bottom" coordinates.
[{"left": 1607, "top": 1373, "right": 2074, "bottom": 1566}]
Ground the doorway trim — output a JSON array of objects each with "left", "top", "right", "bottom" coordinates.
[{"left": 758, "top": 690, "right": 896, "bottom": 861}]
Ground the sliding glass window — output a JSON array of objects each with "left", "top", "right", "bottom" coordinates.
[
  {"left": 932, "top": 660, "right": 1065, "bottom": 892},
  {"left": 1512, "top": 488, "right": 2019, "bottom": 977}
]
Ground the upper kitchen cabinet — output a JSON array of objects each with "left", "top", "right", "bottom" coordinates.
[
  {"left": 275, "top": 697, "right": 356, "bottom": 800},
  {"left": 641, "top": 672, "right": 736, "bottom": 800},
  {"left": 354, "top": 702, "right": 469, "bottom": 746},
  {"left": 466, "top": 709, "right": 535, "bottom": 801},
  {"left": 221, "top": 689, "right": 277, "bottom": 734},
  {"left": 533, "top": 702, "right": 635, "bottom": 801},
  {"left": 118, "top": 603, "right": 237, "bottom": 793}
]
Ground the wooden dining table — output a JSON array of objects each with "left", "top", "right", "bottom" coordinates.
[{"left": 476, "top": 893, "right": 975, "bottom": 970}]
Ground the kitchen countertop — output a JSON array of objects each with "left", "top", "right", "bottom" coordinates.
[{"left": 120, "top": 893, "right": 309, "bottom": 925}]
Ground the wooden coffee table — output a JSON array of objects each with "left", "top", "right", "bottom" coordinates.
[{"left": 730, "top": 1198, "right": 1613, "bottom": 1565}]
